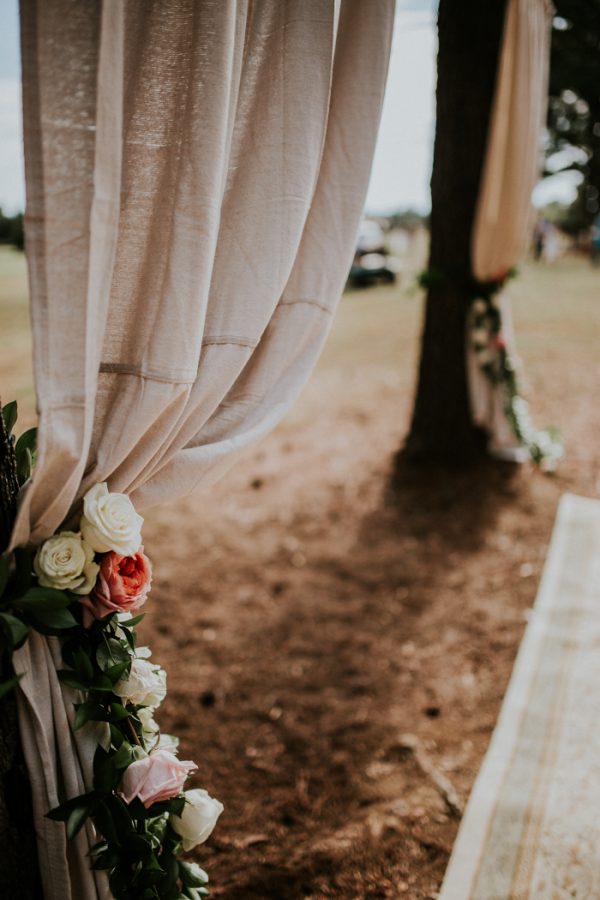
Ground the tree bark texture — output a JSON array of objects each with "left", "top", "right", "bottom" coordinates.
[{"left": 404, "top": 0, "right": 509, "bottom": 464}]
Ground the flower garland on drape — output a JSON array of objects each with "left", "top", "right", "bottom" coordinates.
[
  {"left": 0, "top": 402, "right": 222, "bottom": 900},
  {"left": 418, "top": 268, "right": 563, "bottom": 469}
]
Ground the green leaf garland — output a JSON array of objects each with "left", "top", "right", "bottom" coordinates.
[{"left": 0, "top": 402, "right": 219, "bottom": 899}]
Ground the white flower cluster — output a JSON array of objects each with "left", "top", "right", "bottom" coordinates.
[
  {"left": 35, "top": 482, "right": 224, "bottom": 858},
  {"left": 508, "top": 396, "right": 564, "bottom": 472},
  {"left": 469, "top": 297, "right": 563, "bottom": 469},
  {"left": 33, "top": 482, "right": 144, "bottom": 591},
  {"left": 111, "top": 622, "right": 223, "bottom": 853},
  {"left": 115, "top": 654, "right": 223, "bottom": 850}
]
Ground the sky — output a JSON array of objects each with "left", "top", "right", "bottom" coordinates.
[
  {"left": 0, "top": 0, "right": 580, "bottom": 216},
  {"left": 365, "top": 1, "right": 438, "bottom": 214},
  {"left": 0, "top": 0, "right": 22, "bottom": 214}
]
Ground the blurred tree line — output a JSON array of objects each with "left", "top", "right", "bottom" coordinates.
[
  {"left": 386, "top": 209, "right": 429, "bottom": 233},
  {"left": 0, "top": 210, "right": 24, "bottom": 251},
  {"left": 547, "top": 0, "right": 600, "bottom": 234}
]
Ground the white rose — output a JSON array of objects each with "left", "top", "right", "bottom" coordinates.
[
  {"left": 171, "top": 788, "right": 224, "bottom": 851},
  {"left": 138, "top": 707, "right": 160, "bottom": 744},
  {"left": 114, "top": 658, "right": 167, "bottom": 708},
  {"left": 80, "top": 482, "right": 143, "bottom": 556},
  {"left": 33, "top": 531, "right": 99, "bottom": 594}
]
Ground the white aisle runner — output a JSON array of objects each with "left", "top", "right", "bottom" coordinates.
[{"left": 440, "top": 493, "right": 600, "bottom": 900}]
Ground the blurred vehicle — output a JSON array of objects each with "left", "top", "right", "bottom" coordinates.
[
  {"left": 348, "top": 220, "right": 399, "bottom": 288},
  {"left": 349, "top": 251, "right": 398, "bottom": 287}
]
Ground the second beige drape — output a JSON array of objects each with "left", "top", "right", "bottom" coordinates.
[{"left": 468, "top": 0, "right": 552, "bottom": 457}]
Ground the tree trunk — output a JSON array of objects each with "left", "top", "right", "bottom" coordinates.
[
  {"left": 403, "top": 0, "right": 508, "bottom": 464},
  {"left": 0, "top": 407, "right": 42, "bottom": 899}
]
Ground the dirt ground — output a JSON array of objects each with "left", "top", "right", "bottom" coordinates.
[
  {"left": 2, "top": 248, "right": 600, "bottom": 898},
  {"left": 140, "top": 256, "right": 600, "bottom": 898}
]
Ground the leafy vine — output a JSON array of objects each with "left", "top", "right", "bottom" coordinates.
[{"left": 0, "top": 401, "right": 222, "bottom": 900}]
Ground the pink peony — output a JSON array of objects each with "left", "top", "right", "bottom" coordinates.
[
  {"left": 118, "top": 749, "right": 196, "bottom": 808},
  {"left": 79, "top": 547, "right": 152, "bottom": 627}
]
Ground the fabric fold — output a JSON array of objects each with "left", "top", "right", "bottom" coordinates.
[{"left": 14, "top": 1, "right": 395, "bottom": 896}]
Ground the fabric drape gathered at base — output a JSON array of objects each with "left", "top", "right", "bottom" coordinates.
[
  {"left": 12, "top": 1, "right": 395, "bottom": 896},
  {"left": 468, "top": 0, "right": 552, "bottom": 458}
]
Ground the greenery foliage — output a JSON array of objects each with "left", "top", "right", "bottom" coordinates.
[
  {"left": 417, "top": 268, "right": 563, "bottom": 468},
  {"left": 547, "top": 1, "right": 600, "bottom": 231},
  {"left": 0, "top": 210, "right": 24, "bottom": 251},
  {"left": 469, "top": 294, "right": 563, "bottom": 468},
  {"left": 0, "top": 402, "right": 211, "bottom": 900}
]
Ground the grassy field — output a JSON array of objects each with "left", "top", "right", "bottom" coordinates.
[
  {"left": 1, "top": 245, "right": 600, "bottom": 898},
  {"left": 1, "top": 242, "right": 599, "bottom": 445},
  {"left": 0, "top": 248, "right": 34, "bottom": 421}
]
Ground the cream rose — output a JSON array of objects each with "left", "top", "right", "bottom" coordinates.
[
  {"left": 171, "top": 788, "right": 224, "bottom": 851},
  {"left": 114, "top": 658, "right": 167, "bottom": 708},
  {"left": 33, "top": 531, "right": 99, "bottom": 594},
  {"left": 80, "top": 483, "right": 143, "bottom": 556}
]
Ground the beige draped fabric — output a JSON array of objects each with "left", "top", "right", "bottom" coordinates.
[
  {"left": 468, "top": 0, "right": 552, "bottom": 458},
  {"left": 12, "top": 1, "right": 395, "bottom": 896}
]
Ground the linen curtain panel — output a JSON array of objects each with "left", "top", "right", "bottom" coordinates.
[
  {"left": 13, "top": 1, "right": 395, "bottom": 896},
  {"left": 468, "top": 0, "right": 552, "bottom": 457}
]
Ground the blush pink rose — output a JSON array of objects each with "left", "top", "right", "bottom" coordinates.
[
  {"left": 118, "top": 749, "right": 196, "bottom": 808},
  {"left": 79, "top": 547, "right": 152, "bottom": 627}
]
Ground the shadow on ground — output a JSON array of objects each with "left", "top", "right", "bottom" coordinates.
[{"left": 151, "top": 454, "right": 538, "bottom": 899}]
